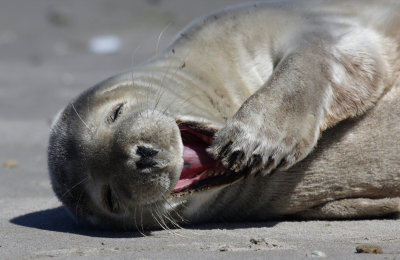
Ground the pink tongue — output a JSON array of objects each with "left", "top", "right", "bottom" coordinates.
[
  {"left": 174, "top": 137, "right": 215, "bottom": 191},
  {"left": 182, "top": 146, "right": 203, "bottom": 173}
]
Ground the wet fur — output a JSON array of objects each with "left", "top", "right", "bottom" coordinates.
[{"left": 48, "top": 0, "right": 400, "bottom": 230}]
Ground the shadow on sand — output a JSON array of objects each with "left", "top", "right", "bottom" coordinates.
[
  {"left": 10, "top": 206, "right": 279, "bottom": 237},
  {"left": 9, "top": 207, "right": 145, "bottom": 238}
]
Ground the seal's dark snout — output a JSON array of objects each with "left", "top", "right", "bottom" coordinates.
[{"left": 136, "top": 146, "right": 158, "bottom": 169}]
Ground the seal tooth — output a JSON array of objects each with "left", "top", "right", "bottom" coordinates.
[{"left": 207, "top": 170, "right": 215, "bottom": 177}]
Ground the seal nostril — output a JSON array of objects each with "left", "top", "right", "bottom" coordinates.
[
  {"left": 136, "top": 157, "right": 157, "bottom": 169},
  {"left": 136, "top": 146, "right": 158, "bottom": 169},
  {"left": 136, "top": 146, "right": 158, "bottom": 157}
]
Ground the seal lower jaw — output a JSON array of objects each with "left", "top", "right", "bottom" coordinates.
[{"left": 171, "top": 123, "right": 246, "bottom": 197}]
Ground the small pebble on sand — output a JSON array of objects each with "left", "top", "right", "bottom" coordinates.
[
  {"left": 308, "top": 250, "right": 327, "bottom": 258},
  {"left": 250, "top": 238, "right": 264, "bottom": 245},
  {"left": 356, "top": 244, "right": 383, "bottom": 254},
  {"left": 218, "top": 245, "right": 228, "bottom": 252},
  {"left": 3, "top": 160, "right": 18, "bottom": 168}
]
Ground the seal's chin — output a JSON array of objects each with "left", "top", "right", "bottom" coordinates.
[{"left": 171, "top": 124, "right": 245, "bottom": 196}]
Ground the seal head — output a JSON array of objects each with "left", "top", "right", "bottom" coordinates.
[{"left": 48, "top": 75, "right": 187, "bottom": 229}]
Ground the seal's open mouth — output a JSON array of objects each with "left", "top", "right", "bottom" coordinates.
[{"left": 172, "top": 124, "right": 244, "bottom": 196}]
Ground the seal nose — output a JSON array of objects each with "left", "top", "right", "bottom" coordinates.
[{"left": 136, "top": 146, "right": 158, "bottom": 169}]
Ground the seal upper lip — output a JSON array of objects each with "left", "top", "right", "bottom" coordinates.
[{"left": 172, "top": 124, "right": 245, "bottom": 195}]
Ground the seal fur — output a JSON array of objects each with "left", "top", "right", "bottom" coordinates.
[{"left": 48, "top": 0, "right": 400, "bottom": 230}]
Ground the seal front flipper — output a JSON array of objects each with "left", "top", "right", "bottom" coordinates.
[
  {"left": 208, "top": 43, "right": 328, "bottom": 175},
  {"left": 208, "top": 33, "right": 390, "bottom": 176}
]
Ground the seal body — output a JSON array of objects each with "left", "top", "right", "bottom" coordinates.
[{"left": 48, "top": 0, "right": 400, "bottom": 230}]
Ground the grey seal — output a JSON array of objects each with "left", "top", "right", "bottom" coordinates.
[{"left": 48, "top": 0, "right": 400, "bottom": 230}]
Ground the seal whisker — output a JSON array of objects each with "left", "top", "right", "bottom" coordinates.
[
  {"left": 161, "top": 93, "right": 197, "bottom": 115},
  {"left": 140, "top": 206, "right": 146, "bottom": 234},
  {"left": 156, "top": 201, "right": 183, "bottom": 230},
  {"left": 151, "top": 23, "right": 175, "bottom": 114},
  {"left": 151, "top": 208, "right": 169, "bottom": 232},
  {"left": 74, "top": 188, "right": 86, "bottom": 221},
  {"left": 155, "top": 48, "right": 194, "bottom": 114},
  {"left": 152, "top": 67, "right": 174, "bottom": 114},
  {"left": 153, "top": 206, "right": 186, "bottom": 237},
  {"left": 71, "top": 102, "right": 92, "bottom": 133},
  {"left": 154, "top": 202, "right": 171, "bottom": 227},
  {"left": 133, "top": 207, "right": 147, "bottom": 236},
  {"left": 60, "top": 177, "right": 89, "bottom": 199},
  {"left": 153, "top": 47, "right": 193, "bottom": 112},
  {"left": 160, "top": 198, "right": 202, "bottom": 237},
  {"left": 161, "top": 195, "right": 187, "bottom": 222},
  {"left": 154, "top": 206, "right": 170, "bottom": 230},
  {"left": 156, "top": 23, "right": 172, "bottom": 55},
  {"left": 130, "top": 45, "right": 143, "bottom": 111}
]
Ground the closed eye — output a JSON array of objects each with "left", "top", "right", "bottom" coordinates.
[{"left": 107, "top": 103, "right": 124, "bottom": 123}]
